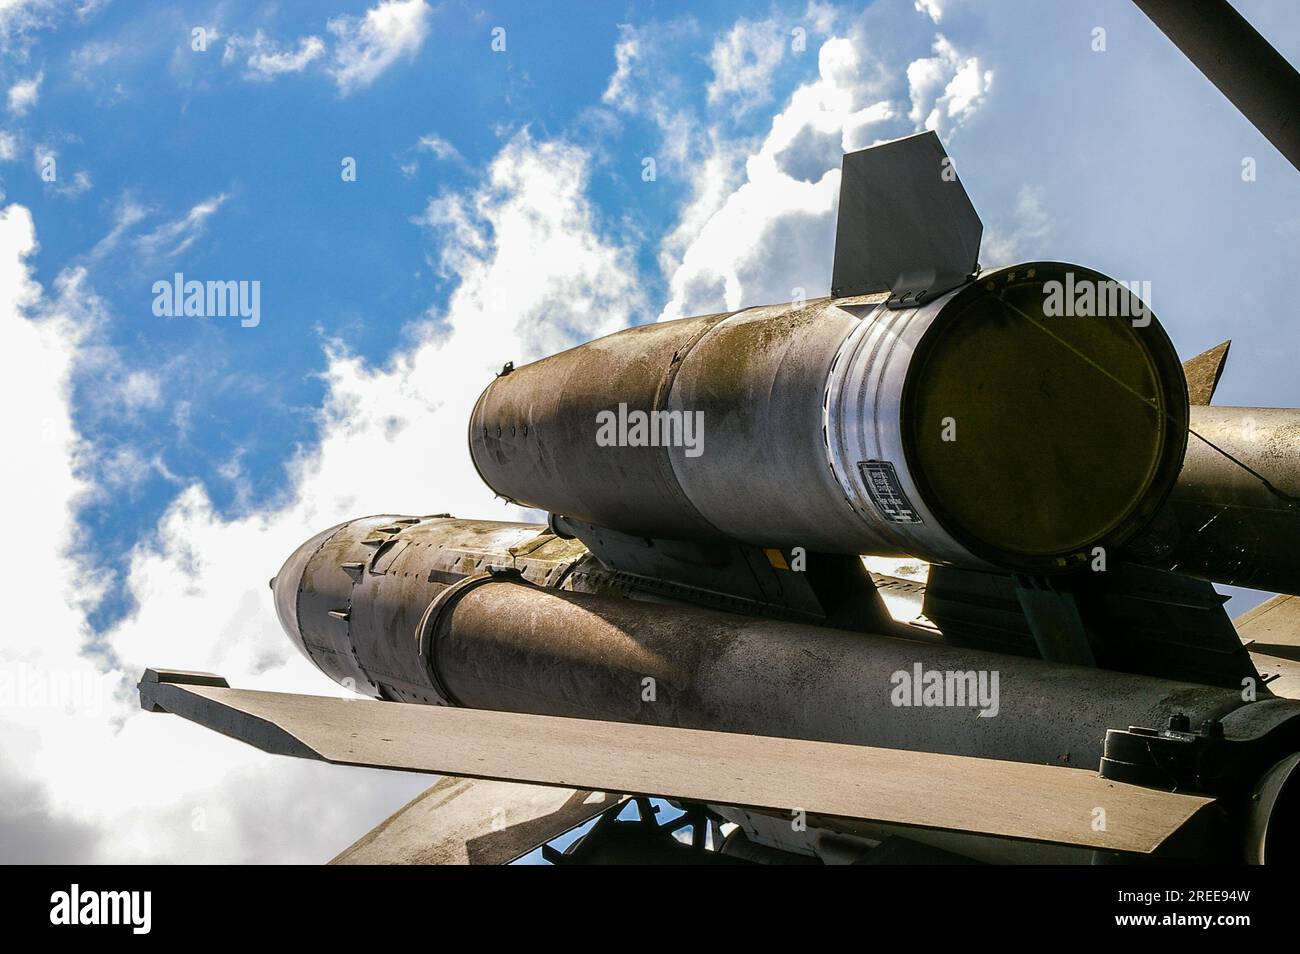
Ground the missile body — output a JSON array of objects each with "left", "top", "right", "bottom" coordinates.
[
  {"left": 1138, "top": 406, "right": 1300, "bottom": 595},
  {"left": 272, "top": 515, "right": 1270, "bottom": 770},
  {"left": 470, "top": 264, "right": 1188, "bottom": 574}
]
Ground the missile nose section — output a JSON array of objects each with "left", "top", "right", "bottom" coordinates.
[
  {"left": 271, "top": 516, "right": 413, "bottom": 699},
  {"left": 271, "top": 522, "right": 343, "bottom": 667}
]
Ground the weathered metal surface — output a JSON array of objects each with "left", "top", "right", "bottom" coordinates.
[
  {"left": 329, "top": 776, "right": 622, "bottom": 865},
  {"left": 272, "top": 515, "right": 600, "bottom": 703},
  {"left": 428, "top": 578, "right": 1261, "bottom": 769},
  {"left": 1136, "top": 406, "right": 1300, "bottom": 595},
  {"left": 470, "top": 264, "right": 1189, "bottom": 574},
  {"left": 830, "top": 130, "right": 981, "bottom": 303},
  {"left": 1133, "top": 0, "right": 1300, "bottom": 173},
  {"left": 925, "top": 563, "right": 1259, "bottom": 690},
  {"left": 549, "top": 515, "right": 834, "bottom": 624},
  {"left": 1243, "top": 752, "right": 1300, "bottom": 864},
  {"left": 469, "top": 311, "right": 731, "bottom": 541},
  {"left": 1183, "top": 340, "right": 1231, "bottom": 405},
  {"left": 273, "top": 516, "right": 1283, "bottom": 767},
  {"left": 553, "top": 508, "right": 907, "bottom": 634},
  {"left": 664, "top": 296, "right": 891, "bottom": 555},
  {"left": 1235, "top": 594, "right": 1300, "bottom": 700},
  {"left": 137, "top": 672, "right": 1217, "bottom": 855}
]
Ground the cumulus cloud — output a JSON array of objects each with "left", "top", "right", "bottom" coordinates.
[
  {"left": 7, "top": 71, "right": 41, "bottom": 115},
  {"left": 645, "top": 11, "right": 997, "bottom": 323},
  {"left": 328, "top": 0, "right": 431, "bottom": 95},
  {"left": 707, "top": 18, "right": 786, "bottom": 115},
  {"left": 0, "top": 122, "right": 646, "bottom": 861},
  {"left": 0, "top": 203, "right": 123, "bottom": 862},
  {"left": 659, "top": 36, "right": 898, "bottom": 319},
  {"left": 906, "top": 34, "right": 993, "bottom": 137}
]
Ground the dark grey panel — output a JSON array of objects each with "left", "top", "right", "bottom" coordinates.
[{"left": 831, "top": 130, "right": 982, "bottom": 302}]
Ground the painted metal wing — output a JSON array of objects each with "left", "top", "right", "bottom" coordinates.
[{"left": 139, "top": 668, "right": 1214, "bottom": 857}]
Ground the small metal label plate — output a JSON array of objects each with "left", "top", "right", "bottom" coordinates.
[{"left": 858, "top": 460, "right": 923, "bottom": 524}]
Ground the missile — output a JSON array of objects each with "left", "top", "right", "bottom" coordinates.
[
  {"left": 268, "top": 512, "right": 1300, "bottom": 862},
  {"left": 469, "top": 265, "right": 1188, "bottom": 575},
  {"left": 271, "top": 514, "right": 1276, "bottom": 765},
  {"left": 1136, "top": 405, "right": 1300, "bottom": 595}
]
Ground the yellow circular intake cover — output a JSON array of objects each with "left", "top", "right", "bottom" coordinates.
[{"left": 903, "top": 263, "right": 1188, "bottom": 569}]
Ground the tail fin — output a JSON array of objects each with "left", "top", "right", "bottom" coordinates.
[{"left": 831, "top": 130, "right": 982, "bottom": 305}]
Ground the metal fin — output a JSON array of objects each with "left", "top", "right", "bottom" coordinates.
[
  {"left": 330, "top": 777, "right": 623, "bottom": 865},
  {"left": 138, "top": 674, "right": 1216, "bottom": 855},
  {"left": 831, "top": 130, "right": 982, "bottom": 305},
  {"left": 1183, "top": 340, "right": 1231, "bottom": 405}
]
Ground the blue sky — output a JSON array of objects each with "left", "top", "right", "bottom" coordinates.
[{"left": 2, "top": 0, "right": 1299, "bottom": 862}]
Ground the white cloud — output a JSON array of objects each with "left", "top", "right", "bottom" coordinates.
[
  {"left": 30, "top": 144, "right": 92, "bottom": 198},
  {"left": 328, "top": 0, "right": 431, "bottom": 95},
  {"left": 659, "top": 36, "right": 897, "bottom": 320},
  {"left": 88, "top": 192, "right": 148, "bottom": 259},
  {"left": 981, "top": 184, "right": 1051, "bottom": 268},
  {"left": 915, "top": 0, "right": 945, "bottom": 24},
  {"left": 225, "top": 31, "right": 325, "bottom": 80},
  {"left": 215, "top": 1, "right": 430, "bottom": 92},
  {"left": 599, "top": 20, "right": 704, "bottom": 169},
  {"left": 0, "top": 0, "right": 77, "bottom": 53},
  {"left": 0, "top": 129, "right": 17, "bottom": 160},
  {"left": 0, "top": 125, "right": 647, "bottom": 861},
  {"left": 906, "top": 34, "right": 993, "bottom": 137},
  {"left": 601, "top": 23, "right": 640, "bottom": 110},
  {"left": 707, "top": 18, "right": 786, "bottom": 114},
  {"left": 7, "top": 71, "right": 41, "bottom": 115},
  {"left": 134, "top": 192, "right": 228, "bottom": 259},
  {"left": 69, "top": 37, "right": 123, "bottom": 80},
  {"left": 115, "top": 368, "right": 163, "bottom": 411},
  {"left": 0, "top": 204, "right": 122, "bottom": 860},
  {"left": 400, "top": 133, "right": 462, "bottom": 178},
  {"left": 416, "top": 133, "right": 460, "bottom": 161},
  {"left": 51, "top": 168, "right": 91, "bottom": 198}
]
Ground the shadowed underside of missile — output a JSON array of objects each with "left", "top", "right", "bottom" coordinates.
[{"left": 139, "top": 6, "right": 1300, "bottom": 864}]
